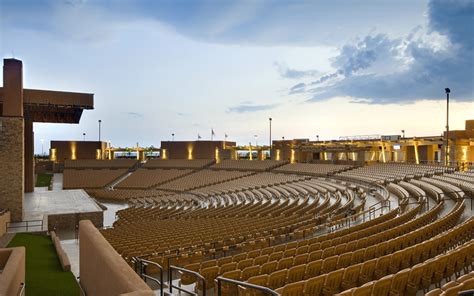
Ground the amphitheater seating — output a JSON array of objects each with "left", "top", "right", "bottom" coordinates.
[
  {"left": 143, "top": 159, "right": 214, "bottom": 169},
  {"left": 211, "top": 160, "right": 287, "bottom": 171},
  {"left": 63, "top": 168, "right": 128, "bottom": 189},
  {"left": 86, "top": 161, "right": 474, "bottom": 296},
  {"left": 64, "top": 159, "right": 137, "bottom": 169},
  {"left": 274, "top": 163, "right": 353, "bottom": 176},
  {"left": 115, "top": 168, "right": 192, "bottom": 189}
]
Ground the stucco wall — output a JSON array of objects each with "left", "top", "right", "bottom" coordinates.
[{"left": 79, "top": 220, "right": 153, "bottom": 296}]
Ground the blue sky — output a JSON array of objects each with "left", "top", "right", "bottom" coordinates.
[{"left": 1, "top": 0, "right": 473, "bottom": 153}]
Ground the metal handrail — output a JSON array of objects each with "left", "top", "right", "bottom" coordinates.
[
  {"left": 17, "top": 283, "right": 25, "bottom": 296},
  {"left": 7, "top": 220, "right": 43, "bottom": 232},
  {"left": 216, "top": 276, "right": 279, "bottom": 296},
  {"left": 133, "top": 257, "right": 164, "bottom": 296},
  {"left": 169, "top": 265, "right": 206, "bottom": 296}
]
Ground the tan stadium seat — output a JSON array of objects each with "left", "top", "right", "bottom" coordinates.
[
  {"left": 337, "top": 253, "right": 352, "bottom": 269},
  {"left": 341, "top": 263, "right": 361, "bottom": 290},
  {"left": 181, "top": 263, "right": 200, "bottom": 285},
  {"left": 275, "top": 280, "right": 305, "bottom": 296},
  {"left": 237, "top": 258, "right": 254, "bottom": 271},
  {"left": 323, "top": 269, "right": 344, "bottom": 295},
  {"left": 277, "top": 257, "right": 294, "bottom": 270},
  {"left": 303, "top": 274, "right": 325, "bottom": 296},
  {"left": 352, "top": 281, "right": 374, "bottom": 296},
  {"left": 305, "top": 260, "right": 322, "bottom": 279},
  {"left": 359, "top": 258, "right": 377, "bottom": 284},
  {"left": 309, "top": 250, "right": 323, "bottom": 261},
  {"left": 406, "top": 263, "right": 424, "bottom": 296},
  {"left": 219, "top": 270, "right": 241, "bottom": 296},
  {"left": 372, "top": 274, "right": 393, "bottom": 296},
  {"left": 261, "top": 261, "right": 278, "bottom": 275},
  {"left": 389, "top": 268, "right": 410, "bottom": 295},
  {"left": 267, "top": 269, "right": 288, "bottom": 289},
  {"left": 219, "top": 262, "right": 238, "bottom": 274},
  {"left": 287, "top": 264, "right": 306, "bottom": 283},
  {"left": 322, "top": 255, "right": 338, "bottom": 274},
  {"left": 241, "top": 266, "right": 260, "bottom": 281},
  {"left": 294, "top": 254, "right": 308, "bottom": 265},
  {"left": 425, "top": 288, "right": 442, "bottom": 296}
]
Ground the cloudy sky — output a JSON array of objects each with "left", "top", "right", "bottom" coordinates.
[{"left": 1, "top": 0, "right": 473, "bottom": 153}]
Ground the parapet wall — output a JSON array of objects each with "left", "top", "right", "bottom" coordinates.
[
  {"left": 0, "top": 247, "right": 25, "bottom": 296},
  {"left": 48, "top": 211, "right": 103, "bottom": 231},
  {"left": 0, "top": 210, "right": 11, "bottom": 237},
  {"left": 79, "top": 220, "right": 153, "bottom": 296}
]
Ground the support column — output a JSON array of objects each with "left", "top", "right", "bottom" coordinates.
[
  {"left": 0, "top": 59, "right": 25, "bottom": 221},
  {"left": 24, "top": 120, "right": 34, "bottom": 192}
]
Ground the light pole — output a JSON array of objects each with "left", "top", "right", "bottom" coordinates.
[
  {"left": 316, "top": 135, "right": 319, "bottom": 141},
  {"left": 445, "top": 88, "right": 450, "bottom": 166},
  {"left": 98, "top": 120, "right": 102, "bottom": 142},
  {"left": 254, "top": 134, "right": 258, "bottom": 147},
  {"left": 269, "top": 117, "right": 272, "bottom": 159},
  {"left": 401, "top": 130, "right": 405, "bottom": 139},
  {"left": 41, "top": 139, "right": 44, "bottom": 156},
  {"left": 83, "top": 133, "right": 86, "bottom": 141},
  {"left": 172, "top": 133, "right": 175, "bottom": 141}
]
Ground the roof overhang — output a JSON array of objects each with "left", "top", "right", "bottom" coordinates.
[{"left": 0, "top": 87, "right": 94, "bottom": 123}]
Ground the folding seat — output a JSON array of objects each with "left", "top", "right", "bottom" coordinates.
[
  {"left": 375, "top": 241, "right": 388, "bottom": 257},
  {"left": 219, "top": 270, "right": 242, "bottom": 296},
  {"left": 251, "top": 255, "right": 268, "bottom": 267},
  {"left": 277, "top": 257, "right": 294, "bottom": 270},
  {"left": 337, "top": 253, "right": 352, "bottom": 269},
  {"left": 267, "top": 269, "right": 288, "bottom": 289},
  {"left": 400, "top": 246, "right": 414, "bottom": 269},
  {"left": 296, "top": 245, "right": 309, "bottom": 255},
  {"left": 374, "top": 256, "right": 391, "bottom": 279},
  {"left": 305, "top": 260, "right": 322, "bottom": 279},
  {"left": 247, "top": 249, "right": 261, "bottom": 259},
  {"left": 341, "top": 264, "right": 361, "bottom": 290},
  {"left": 218, "top": 256, "right": 233, "bottom": 266},
  {"left": 351, "top": 249, "right": 365, "bottom": 264},
  {"left": 406, "top": 263, "right": 425, "bottom": 296},
  {"left": 345, "top": 240, "right": 358, "bottom": 252},
  {"left": 433, "top": 255, "right": 449, "bottom": 287},
  {"left": 284, "top": 248, "right": 297, "bottom": 258},
  {"left": 421, "top": 259, "right": 437, "bottom": 292},
  {"left": 275, "top": 280, "right": 305, "bottom": 296},
  {"left": 286, "top": 241, "right": 298, "bottom": 250},
  {"left": 239, "top": 275, "right": 269, "bottom": 296},
  {"left": 233, "top": 253, "right": 248, "bottom": 262},
  {"left": 372, "top": 274, "right": 393, "bottom": 296},
  {"left": 363, "top": 245, "right": 376, "bottom": 261},
  {"left": 197, "top": 266, "right": 219, "bottom": 292},
  {"left": 181, "top": 262, "right": 200, "bottom": 285},
  {"left": 261, "top": 261, "right": 278, "bottom": 275},
  {"left": 461, "top": 278, "right": 474, "bottom": 290},
  {"left": 321, "top": 255, "right": 338, "bottom": 274},
  {"left": 359, "top": 258, "right": 377, "bottom": 285},
  {"left": 238, "top": 258, "right": 254, "bottom": 271},
  {"left": 294, "top": 254, "right": 308, "bottom": 265},
  {"left": 424, "top": 288, "right": 442, "bottom": 296},
  {"left": 322, "top": 269, "right": 344, "bottom": 296},
  {"left": 322, "top": 246, "right": 335, "bottom": 259},
  {"left": 274, "top": 245, "right": 286, "bottom": 253},
  {"left": 309, "top": 242, "right": 321, "bottom": 252},
  {"left": 442, "top": 284, "right": 463, "bottom": 295},
  {"left": 309, "top": 250, "right": 323, "bottom": 262},
  {"left": 352, "top": 281, "right": 374, "bottom": 296},
  {"left": 269, "top": 251, "right": 284, "bottom": 262},
  {"left": 389, "top": 268, "right": 410, "bottom": 296},
  {"left": 219, "top": 262, "right": 238, "bottom": 274},
  {"left": 287, "top": 264, "right": 306, "bottom": 283},
  {"left": 303, "top": 274, "right": 326, "bottom": 296},
  {"left": 389, "top": 250, "right": 404, "bottom": 274},
  {"left": 241, "top": 266, "right": 260, "bottom": 281},
  {"left": 412, "top": 244, "right": 423, "bottom": 265},
  {"left": 321, "top": 240, "right": 332, "bottom": 249},
  {"left": 260, "top": 246, "right": 274, "bottom": 256}
]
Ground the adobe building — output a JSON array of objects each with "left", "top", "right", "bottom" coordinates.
[
  {"left": 50, "top": 140, "right": 107, "bottom": 162},
  {"left": 160, "top": 140, "right": 236, "bottom": 161},
  {"left": 0, "top": 59, "right": 93, "bottom": 221},
  {"left": 272, "top": 119, "right": 473, "bottom": 168}
]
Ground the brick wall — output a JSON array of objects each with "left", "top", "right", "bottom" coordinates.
[{"left": 0, "top": 117, "right": 24, "bottom": 221}]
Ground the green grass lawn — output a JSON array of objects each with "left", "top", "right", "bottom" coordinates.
[
  {"left": 35, "top": 173, "right": 53, "bottom": 187},
  {"left": 8, "top": 233, "right": 80, "bottom": 296}
]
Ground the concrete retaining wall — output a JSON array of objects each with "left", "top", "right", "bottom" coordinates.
[{"left": 0, "top": 247, "right": 25, "bottom": 296}]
